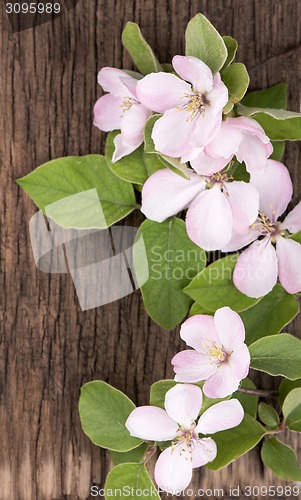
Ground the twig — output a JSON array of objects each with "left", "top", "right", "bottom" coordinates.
[{"left": 238, "top": 386, "right": 278, "bottom": 398}]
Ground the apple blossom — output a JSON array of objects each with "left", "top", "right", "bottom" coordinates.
[
  {"left": 190, "top": 116, "right": 273, "bottom": 175},
  {"left": 141, "top": 167, "right": 259, "bottom": 251},
  {"left": 93, "top": 67, "right": 152, "bottom": 161},
  {"left": 126, "top": 384, "right": 244, "bottom": 494},
  {"left": 224, "top": 159, "right": 301, "bottom": 298},
  {"left": 172, "top": 307, "right": 250, "bottom": 398},
  {"left": 136, "top": 55, "right": 228, "bottom": 159}
]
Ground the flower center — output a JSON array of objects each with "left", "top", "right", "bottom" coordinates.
[
  {"left": 201, "top": 339, "right": 229, "bottom": 364},
  {"left": 172, "top": 424, "right": 198, "bottom": 458},
  {"left": 121, "top": 97, "right": 136, "bottom": 114},
  {"left": 205, "top": 164, "right": 234, "bottom": 189},
  {"left": 251, "top": 212, "right": 284, "bottom": 241},
  {"left": 178, "top": 92, "right": 210, "bottom": 120}
]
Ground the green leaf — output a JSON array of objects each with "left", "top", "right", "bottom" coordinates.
[
  {"left": 240, "top": 284, "right": 299, "bottom": 345},
  {"left": 222, "top": 36, "right": 238, "bottom": 68},
  {"left": 234, "top": 378, "right": 258, "bottom": 418},
  {"left": 240, "top": 84, "right": 288, "bottom": 158},
  {"left": 189, "top": 303, "right": 212, "bottom": 316},
  {"left": 242, "top": 82, "right": 287, "bottom": 110},
  {"left": 105, "top": 131, "right": 163, "bottom": 185},
  {"left": 122, "top": 22, "right": 162, "bottom": 75},
  {"left": 161, "top": 63, "right": 174, "bottom": 73},
  {"left": 184, "top": 254, "right": 260, "bottom": 313},
  {"left": 207, "top": 415, "right": 266, "bottom": 470},
  {"left": 185, "top": 14, "right": 227, "bottom": 73},
  {"left": 144, "top": 115, "right": 161, "bottom": 154},
  {"left": 270, "top": 141, "right": 285, "bottom": 161},
  {"left": 236, "top": 103, "right": 301, "bottom": 140},
  {"left": 249, "top": 334, "right": 301, "bottom": 380},
  {"left": 290, "top": 230, "right": 301, "bottom": 243},
  {"left": 158, "top": 154, "right": 190, "bottom": 179},
  {"left": 222, "top": 63, "right": 249, "bottom": 113},
  {"left": 258, "top": 403, "right": 279, "bottom": 427},
  {"left": 17, "top": 155, "right": 136, "bottom": 229},
  {"left": 227, "top": 159, "right": 250, "bottom": 182},
  {"left": 261, "top": 437, "right": 301, "bottom": 481},
  {"left": 110, "top": 444, "right": 148, "bottom": 466},
  {"left": 134, "top": 218, "right": 206, "bottom": 329},
  {"left": 282, "top": 388, "right": 301, "bottom": 432},
  {"left": 279, "top": 378, "right": 301, "bottom": 407},
  {"left": 150, "top": 380, "right": 229, "bottom": 415},
  {"left": 104, "top": 463, "right": 160, "bottom": 499},
  {"left": 79, "top": 381, "right": 143, "bottom": 452}
]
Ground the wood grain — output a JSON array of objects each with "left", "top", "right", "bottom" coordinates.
[{"left": 0, "top": 0, "right": 300, "bottom": 498}]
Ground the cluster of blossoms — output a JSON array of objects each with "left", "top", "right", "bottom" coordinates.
[
  {"left": 125, "top": 306, "right": 250, "bottom": 493},
  {"left": 94, "top": 55, "right": 301, "bottom": 299},
  {"left": 92, "top": 50, "right": 301, "bottom": 492}
]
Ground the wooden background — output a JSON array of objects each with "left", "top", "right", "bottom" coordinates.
[{"left": 1, "top": 0, "right": 301, "bottom": 498}]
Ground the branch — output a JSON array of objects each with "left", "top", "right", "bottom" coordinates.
[{"left": 238, "top": 386, "right": 278, "bottom": 398}]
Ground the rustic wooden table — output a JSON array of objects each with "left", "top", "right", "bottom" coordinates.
[{"left": 1, "top": 0, "right": 301, "bottom": 498}]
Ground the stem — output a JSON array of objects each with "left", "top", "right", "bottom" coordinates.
[
  {"left": 142, "top": 444, "right": 157, "bottom": 465},
  {"left": 238, "top": 386, "right": 278, "bottom": 398}
]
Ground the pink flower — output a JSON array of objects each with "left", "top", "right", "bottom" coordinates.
[
  {"left": 141, "top": 167, "right": 259, "bottom": 251},
  {"left": 190, "top": 116, "right": 273, "bottom": 175},
  {"left": 126, "top": 384, "right": 244, "bottom": 494},
  {"left": 136, "top": 55, "right": 228, "bottom": 159},
  {"left": 172, "top": 308, "right": 250, "bottom": 398},
  {"left": 224, "top": 160, "right": 301, "bottom": 298},
  {"left": 93, "top": 67, "right": 152, "bottom": 162}
]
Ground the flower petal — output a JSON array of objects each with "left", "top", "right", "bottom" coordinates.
[
  {"left": 172, "top": 55, "right": 213, "bottom": 93},
  {"left": 204, "top": 120, "right": 242, "bottom": 159},
  {"left": 121, "top": 103, "right": 152, "bottom": 146},
  {"left": 164, "top": 384, "right": 203, "bottom": 427},
  {"left": 112, "top": 133, "right": 139, "bottom": 162},
  {"left": 141, "top": 168, "right": 204, "bottom": 222},
  {"left": 186, "top": 185, "right": 233, "bottom": 251},
  {"left": 250, "top": 160, "right": 293, "bottom": 220},
  {"left": 136, "top": 73, "right": 191, "bottom": 113},
  {"left": 172, "top": 350, "right": 217, "bottom": 383},
  {"left": 281, "top": 201, "right": 301, "bottom": 233},
  {"left": 191, "top": 438, "right": 217, "bottom": 468},
  {"left": 192, "top": 108, "right": 223, "bottom": 149},
  {"left": 214, "top": 306, "right": 246, "bottom": 350},
  {"left": 233, "top": 238, "right": 278, "bottom": 298},
  {"left": 125, "top": 406, "right": 178, "bottom": 441},
  {"left": 230, "top": 344, "right": 251, "bottom": 379},
  {"left": 276, "top": 237, "right": 301, "bottom": 294},
  {"left": 190, "top": 148, "right": 232, "bottom": 176},
  {"left": 202, "top": 364, "right": 241, "bottom": 398},
  {"left": 93, "top": 94, "right": 123, "bottom": 132},
  {"left": 236, "top": 135, "right": 270, "bottom": 173},
  {"left": 154, "top": 444, "right": 193, "bottom": 494},
  {"left": 221, "top": 228, "right": 259, "bottom": 252},
  {"left": 152, "top": 108, "right": 197, "bottom": 157},
  {"left": 227, "top": 116, "right": 272, "bottom": 146},
  {"left": 207, "top": 73, "right": 229, "bottom": 115},
  {"left": 180, "top": 314, "right": 218, "bottom": 351},
  {"left": 98, "top": 67, "right": 137, "bottom": 99},
  {"left": 226, "top": 181, "right": 259, "bottom": 234},
  {"left": 195, "top": 399, "right": 244, "bottom": 434}
]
